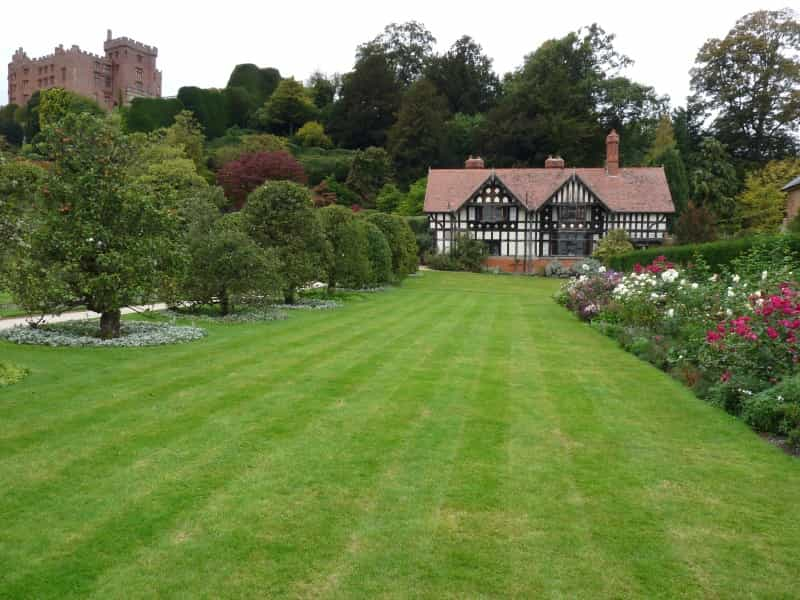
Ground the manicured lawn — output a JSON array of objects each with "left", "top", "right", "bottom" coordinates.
[{"left": 1, "top": 271, "right": 798, "bottom": 598}]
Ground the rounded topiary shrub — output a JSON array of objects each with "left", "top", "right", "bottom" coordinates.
[{"left": 0, "top": 320, "right": 207, "bottom": 348}]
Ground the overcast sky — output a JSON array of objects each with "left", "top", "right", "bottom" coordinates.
[{"left": 2, "top": 1, "right": 793, "bottom": 108}]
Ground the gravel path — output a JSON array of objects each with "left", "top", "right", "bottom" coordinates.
[{"left": 0, "top": 304, "right": 168, "bottom": 331}]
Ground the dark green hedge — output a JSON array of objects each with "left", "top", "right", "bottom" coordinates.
[
  {"left": 608, "top": 235, "right": 800, "bottom": 272},
  {"left": 125, "top": 97, "right": 184, "bottom": 133}
]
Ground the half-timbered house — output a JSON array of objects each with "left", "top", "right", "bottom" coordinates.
[{"left": 424, "top": 131, "right": 675, "bottom": 272}]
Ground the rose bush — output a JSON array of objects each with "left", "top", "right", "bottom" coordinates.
[{"left": 558, "top": 236, "right": 800, "bottom": 450}]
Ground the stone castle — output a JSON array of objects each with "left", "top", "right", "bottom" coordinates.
[{"left": 7, "top": 30, "right": 161, "bottom": 109}]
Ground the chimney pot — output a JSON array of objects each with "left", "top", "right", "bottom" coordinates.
[
  {"left": 606, "top": 129, "right": 620, "bottom": 175},
  {"left": 464, "top": 156, "right": 485, "bottom": 169},
  {"left": 545, "top": 156, "right": 565, "bottom": 169}
]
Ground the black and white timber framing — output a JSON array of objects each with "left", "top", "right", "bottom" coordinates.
[{"left": 428, "top": 172, "right": 669, "bottom": 259}]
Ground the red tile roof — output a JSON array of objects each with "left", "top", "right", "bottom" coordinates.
[{"left": 424, "top": 167, "right": 675, "bottom": 214}]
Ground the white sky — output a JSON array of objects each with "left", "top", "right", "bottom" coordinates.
[{"left": 2, "top": 0, "right": 793, "bottom": 108}]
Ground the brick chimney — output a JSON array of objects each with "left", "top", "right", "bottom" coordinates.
[
  {"left": 464, "top": 156, "right": 485, "bottom": 169},
  {"left": 545, "top": 156, "right": 565, "bottom": 169},
  {"left": 605, "top": 129, "right": 620, "bottom": 175}
]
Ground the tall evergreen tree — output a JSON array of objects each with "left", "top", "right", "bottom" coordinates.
[
  {"left": 425, "top": 35, "right": 501, "bottom": 114},
  {"left": 388, "top": 79, "right": 450, "bottom": 184},
  {"left": 328, "top": 52, "right": 401, "bottom": 149},
  {"left": 645, "top": 116, "right": 690, "bottom": 218}
]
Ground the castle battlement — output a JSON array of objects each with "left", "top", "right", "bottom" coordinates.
[
  {"left": 7, "top": 31, "right": 162, "bottom": 109},
  {"left": 29, "top": 45, "right": 107, "bottom": 63},
  {"left": 104, "top": 31, "right": 157, "bottom": 56}
]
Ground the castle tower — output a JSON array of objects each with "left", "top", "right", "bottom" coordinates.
[{"left": 103, "top": 30, "right": 161, "bottom": 106}]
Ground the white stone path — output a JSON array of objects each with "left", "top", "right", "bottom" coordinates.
[{"left": 0, "top": 304, "right": 168, "bottom": 331}]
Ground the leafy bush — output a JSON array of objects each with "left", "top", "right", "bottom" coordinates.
[
  {"left": 593, "top": 229, "right": 634, "bottom": 264},
  {"left": 217, "top": 151, "right": 307, "bottom": 209},
  {"left": 0, "top": 320, "right": 206, "bottom": 347},
  {"left": 425, "top": 234, "right": 487, "bottom": 272},
  {"left": 294, "top": 121, "right": 332, "bottom": 148},
  {"left": 568, "top": 257, "right": 604, "bottom": 276},
  {"left": 544, "top": 260, "right": 568, "bottom": 278},
  {"left": 405, "top": 215, "right": 433, "bottom": 260},
  {"left": 293, "top": 146, "right": 355, "bottom": 186},
  {"left": 208, "top": 134, "right": 289, "bottom": 171}
]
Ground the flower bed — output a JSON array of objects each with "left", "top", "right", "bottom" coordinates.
[
  {"left": 0, "top": 320, "right": 207, "bottom": 348},
  {"left": 163, "top": 308, "right": 288, "bottom": 324},
  {"left": 557, "top": 237, "right": 800, "bottom": 453},
  {"left": 275, "top": 298, "right": 342, "bottom": 310}
]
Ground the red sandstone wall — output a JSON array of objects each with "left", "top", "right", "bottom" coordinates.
[{"left": 484, "top": 257, "right": 579, "bottom": 274}]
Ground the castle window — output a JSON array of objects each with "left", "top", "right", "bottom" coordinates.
[
  {"left": 136, "top": 67, "right": 143, "bottom": 82},
  {"left": 137, "top": 54, "right": 142, "bottom": 63},
  {"left": 61, "top": 67, "right": 66, "bottom": 82}
]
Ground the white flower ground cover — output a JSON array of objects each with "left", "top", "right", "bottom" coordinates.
[{"left": 0, "top": 320, "right": 207, "bottom": 348}]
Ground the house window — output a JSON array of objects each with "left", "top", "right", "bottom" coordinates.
[
  {"left": 476, "top": 205, "right": 507, "bottom": 223},
  {"left": 556, "top": 232, "right": 589, "bottom": 256},
  {"left": 559, "top": 204, "right": 586, "bottom": 223},
  {"left": 484, "top": 240, "right": 502, "bottom": 256}
]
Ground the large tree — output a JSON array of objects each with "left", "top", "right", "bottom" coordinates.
[
  {"left": 0, "top": 104, "right": 24, "bottom": 146},
  {"left": 425, "top": 35, "right": 501, "bottom": 115},
  {"left": 690, "top": 9, "right": 800, "bottom": 164},
  {"left": 358, "top": 21, "right": 436, "bottom": 87},
  {"left": 735, "top": 158, "right": 800, "bottom": 233},
  {"left": 255, "top": 78, "right": 318, "bottom": 136},
  {"left": 9, "top": 113, "right": 184, "bottom": 338},
  {"left": 388, "top": 79, "right": 450, "bottom": 184},
  {"left": 597, "top": 77, "right": 668, "bottom": 166},
  {"left": 645, "top": 116, "right": 690, "bottom": 217},
  {"left": 345, "top": 146, "right": 394, "bottom": 207},
  {"left": 328, "top": 51, "right": 401, "bottom": 149},
  {"left": 183, "top": 206, "right": 282, "bottom": 315},
  {"left": 483, "top": 24, "right": 632, "bottom": 166},
  {"left": 242, "top": 181, "right": 330, "bottom": 303},
  {"left": 687, "top": 137, "right": 739, "bottom": 227}
]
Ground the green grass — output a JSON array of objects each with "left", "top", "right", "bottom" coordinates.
[{"left": 1, "top": 271, "right": 798, "bottom": 598}]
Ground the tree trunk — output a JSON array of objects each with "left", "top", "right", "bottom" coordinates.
[
  {"left": 99, "top": 309, "right": 121, "bottom": 339},
  {"left": 284, "top": 288, "right": 296, "bottom": 305},
  {"left": 220, "top": 289, "right": 230, "bottom": 316}
]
